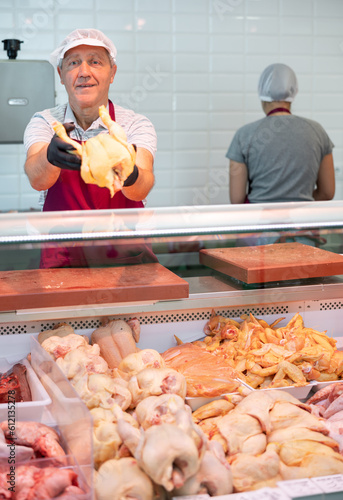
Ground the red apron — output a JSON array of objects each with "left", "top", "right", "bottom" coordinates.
[{"left": 40, "top": 101, "right": 157, "bottom": 268}]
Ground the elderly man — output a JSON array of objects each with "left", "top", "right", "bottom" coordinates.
[
  {"left": 24, "top": 28, "right": 157, "bottom": 267},
  {"left": 227, "top": 63, "right": 335, "bottom": 204}
]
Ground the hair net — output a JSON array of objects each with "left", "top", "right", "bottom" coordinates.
[
  {"left": 258, "top": 63, "right": 298, "bottom": 102},
  {"left": 49, "top": 28, "right": 117, "bottom": 69}
]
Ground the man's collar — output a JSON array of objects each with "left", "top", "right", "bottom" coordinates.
[{"left": 64, "top": 103, "right": 108, "bottom": 131}]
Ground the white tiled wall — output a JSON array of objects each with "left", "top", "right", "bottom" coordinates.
[{"left": 1, "top": 0, "right": 343, "bottom": 211}]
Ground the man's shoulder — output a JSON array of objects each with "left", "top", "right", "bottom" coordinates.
[{"left": 234, "top": 117, "right": 266, "bottom": 138}]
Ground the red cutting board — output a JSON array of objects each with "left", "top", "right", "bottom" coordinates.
[
  {"left": 0, "top": 263, "right": 189, "bottom": 311},
  {"left": 199, "top": 243, "right": 343, "bottom": 284}
]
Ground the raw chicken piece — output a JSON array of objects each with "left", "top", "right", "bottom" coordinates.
[
  {"left": 135, "top": 394, "right": 187, "bottom": 429},
  {"left": 0, "top": 426, "right": 34, "bottom": 462},
  {"left": 280, "top": 453, "right": 343, "bottom": 480},
  {"left": 162, "top": 343, "right": 240, "bottom": 397},
  {"left": 128, "top": 367, "right": 187, "bottom": 408},
  {"left": 324, "top": 392, "right": 343, "bottom": 419},
  {"left": 92, "top": 319, "right": 140, "bottom": 369},
  {"left": 0, "top": 421, "right": 65, "bottom": 463},
  {"left": 172, "top": 441, "right": 233, "bottom": 496},
  {"left": 117, "top": 419, "right": 201, "bottom": 491},
  {"left": 54, "top": 485, "right": 86, "bottom": 499},
  {"left": 41, "top": 333, "right": 88, "bottom": 360},
  {"left": 72, "top": 373, "right": 132, "bottom": 410},
  {"left": 230, "top": 443, "right": 281, "bottom": 492},
  {"left": 15, "top": 465, "right": 80, "bottom": 500},
  {"left": 90, "top": 404, "right": 138, "bottom": 428},
  {"left": 38, "top": 323, "right": 76, "bottom": 345},
  {"left": 95, "top": 457, "right": 154, "bottom": 500},
  {"left": 217, "top": 412, "right": 266, "bottom": 456},
  {"left": 269, "top": 401, "right": 329, "bottom": 434},
  {"left": 119, "top": 349, "right": 166, "bottom": 377},
  {"left": 56, "top": 344, "right": 108, "bottom": 380},
  {"left": 268, "top": 426, "right": 340, "bottom": 451},
  {"left": 278, "top": 439, "right": 343, "bottom": 467},
  {"left": 93, "top": 420, "right": 122, "bottom": 468},
  {"left": 307, "top": 382, "right": 343, "bottom": 406},
  {"left": 192, "top": 399, "right": 235, "bottom": 424}
]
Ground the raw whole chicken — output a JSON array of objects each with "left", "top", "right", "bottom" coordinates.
[
  {"left": 217, "top": 412, "right": 266, "bottom": 456},
  {"left": 117, "top": 418, "right": 201, "bottom": 491},
  {"left": 134, "top": 394, "right": 187, "bottom": 429},
  {"left": 52, "top": 105, "right": 136, "bottom": 197},
  {"left": 118, "top": 349, "right": 166, "bottom": 377},
  {"left": 95, "top": 457, "right": 154, "bottom": 500},
  {"left": 128, "top": 367, "right": 187, "bottom": 408},
  {"left": 172, "top": 441, "right": 233, "bottom": 496},
  {"left": 56, "top": 343, "right": 108, "bottom": 381},
  {"left": 72, "top": 373, "right": 132, "bottom": 410},
  {"left": 41, "top": 333, "right": 89, "bottom": 360}
]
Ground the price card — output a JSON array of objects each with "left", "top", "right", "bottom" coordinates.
[
  {"left": 250, "top": 488, "right": 290, "bottom": 500},
  {"left": 277, "top": 479, "right": 322, "bottom": 497},
  {"left": 311, "top": 474, "right": 343, "bottom": 493}
]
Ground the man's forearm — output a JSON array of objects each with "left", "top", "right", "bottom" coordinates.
[
  {"left": 25, "top": 143, "right": 61, "bottom": 191},
  {"left": 122, "top": 166, "right": 155, "bottom": 201}
]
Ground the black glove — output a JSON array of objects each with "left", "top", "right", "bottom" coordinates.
[{"left": 47, "top": 123, "right": 82, "bottom": 170}]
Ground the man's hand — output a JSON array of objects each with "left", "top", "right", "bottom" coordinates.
[{"left": 47, "top": 123, "right": 81, "bottom": 170}]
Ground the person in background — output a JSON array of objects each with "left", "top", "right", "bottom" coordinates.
[
  {"left": 23, "top": 28, "right": 157, "bottom": 268},
  {"left": 227, "top": 63, "right": 335, "bottom": 205}
]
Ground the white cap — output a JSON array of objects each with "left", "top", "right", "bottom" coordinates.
[
  {"left": 49, "top": 28, "right": 117, "bottom": 68},
  {"left": 258, "top": 63, "right": 298, "bottom": 102}
]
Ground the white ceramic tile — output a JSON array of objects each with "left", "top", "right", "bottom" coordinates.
[
  {"left": 108, "top": 32, "right": 135, "bottom": 53},
  {"left": 153, "top": 131, "right": 173, "bottom": 150},
  {"left": 136, "top": 54, "right": 173, "bottom": 73},
  {"left": 314, "top": 18, "right": 343, "bottom": 36},
  {"left": 174, "top": 14, "right": 208, "bottom": 33},
  {"left": 0, "top": 12, "right": 13, "bottom": 28},
  {"left": 146, "top": 113, "right": 173, "bottom": 131},
  {"left": 154, "top": 151, "right": 173, "bottom": 169},
  {"left": 96, "top": 0, "right": 134, "bottom": 11},
  {"left": 0, "top": 156, "right": 19, "bottom": 175},
  {"left": 174, "top": 93, "right": 209, "bottom": 111},
  {"left": 174, "top": 0, "right": 209, "bottom": 14},
  {"left": 280, "top": 35, "right": 313, "bottom": 55},
  {"left": 135, "top": 92, "right": 173, "bottom": 112},
  {"left": 56, "top": 0, "right": 94, "bottom": 9},
  {"left": 211, "top": 34, "right": 244, "bottom": 53},
  {"left": 175, "top": 54, "right": 209, "bottom": 73},
  {"left": 314, "top": 76, "right": 343, "bottom": 92},
  {"left": 210, "top": 112, "right": 246, "bottom": 130},
  {"left": 211, "top": 54, "right": 244, "bottom": 73},
  {"left": 0, "top": 175, "right": 19, "bottom": 195},
  {"left": 174, "top": 131, "right": 208, "bottom": 150},
  {"left": 246, "top": 0, "right": 279, "bottom": 15},
  {"left": 314, "top": 57, "right": 343, "bottom": 75},
  {"left": 210, "top": 93, "right": 245, "bottom": 111},
  {"left": 97, "top": 12, "right": 134, "bottom": 32},
  {"left": 246, "top": 16, "right": 279, "bottom": 35},
  {"left": 174, "top": 74, "right": 209, "bottom": 92},
  {"left": 314, "top": 0, "right": 343, "bottom": 17},
  {"left": 136, "top": 33, "right": 172, "bottom": 52},
  {"left": 111, "top": 73, "right": 136, "bottom": 92},
  {"left": 245, "top": 55, "right": 280, "bottom": 73},
  {"left": 210, "top": 74, "right": 244, "bottom": 92},
  {"left": 281, "top": 17, "right": 313, "bottom": 35},
  {"left": 174, "top": 150, "right": 209, "bottom": 168},
  {"left": 135, "top": 13, "right": 172, "bottom": 33},
  {"left": 246, "top": 35, "right": 279, "bottom": 54},
  {"left": 314, "top": 37, "right": 343, "bottom": 55},
  {"left": 56, "top": 13, "right": 94, "bottom": 31},
  {"left": 154, "top": 169, "right": 173, "bottom": 188},
  {"left": 280, "top": 0, "right": 313, "bottom": 16},
  {"left": 210, "top": 130, "right": 234, "bottom": 149},
  {"left": 312, "top": 113, "right": 343, "bottom": 130},
  {"left": 0, "top": 196, "right": 20, "bottom": 212},
  {"left": 136, "top": 0, "right": 172, "bottom": 11},
  {"left": 313, "top": 92, "right": 343, "bottom": 112},
  {"left": 210, "top": 15, "right": 244, "bottom": 34},
  {"left": 173, "top": 168, "right": 208, "bottom": 188},
  {"left": 147, "top": 189, "right": 172, "bottom": 207},
  {"left": 210, "top": 0, "right": 244, "bottom": 17},
  {"left": 174, "top": 33, "right": 209, "bottom": 52},
  {"left": 174, "top": 113, "right": 209, "bottom": 131},
  {"left": 173, "top": 187, "right": 208, "bottom": 206}
]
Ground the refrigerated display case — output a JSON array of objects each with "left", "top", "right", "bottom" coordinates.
[{"left": 1, "top": 200, "right": 343, "bottom": 499}]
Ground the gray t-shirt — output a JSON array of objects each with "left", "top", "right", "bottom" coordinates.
[{"left": 226, "top": 115, "right": 334, "bottom": 203}]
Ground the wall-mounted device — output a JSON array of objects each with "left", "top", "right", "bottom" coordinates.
[{"left": 0, "top": 39, "right": 55, "bottom": 144}]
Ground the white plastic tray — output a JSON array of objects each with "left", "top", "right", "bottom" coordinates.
[{"left": 0, "top": 357, "right": 51, "bottom": 422}]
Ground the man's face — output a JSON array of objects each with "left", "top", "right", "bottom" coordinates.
[{"left": 57, "top": 45, "right": 117, "bottom": 110}]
